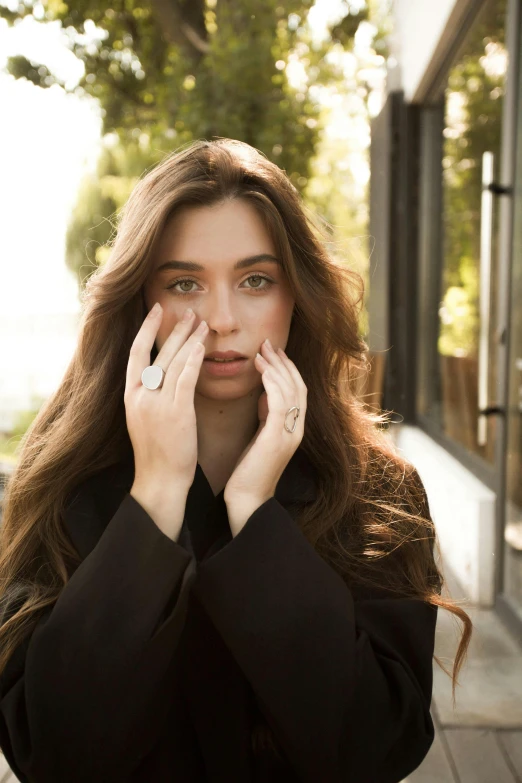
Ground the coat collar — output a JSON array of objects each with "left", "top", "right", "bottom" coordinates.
[{"left": 64, "top": 445, "right": 318, "bottom": 563}]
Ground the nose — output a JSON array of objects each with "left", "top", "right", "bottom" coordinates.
[{"left": 197, "top": 287, "right": 241, "bottom": 334}]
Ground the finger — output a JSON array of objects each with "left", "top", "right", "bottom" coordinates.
[
  {"left": 262, "top": 361, "right": 306, "bottom": 434},
  {"left": 275, "top": 348, "right": 308, "bottom": 398},
  {"left": 259, "top": 341, "right": 294, "bottom": 385},
  {"left": 260, "top": 367, "right": 289, "bottom": 435},
  {"left": 173, "top": 340, "right": 206, "bottom": 408},
  {"left": 127, "top": 304, "right": 163, "bottom": 392},
  {"left": 155, "top": 309, "right": 195, "bottom": 370},
  {"left": 163, "top": 321, "right": 209, "bottom": 397},
  {"left": 257, "top": 350, "right": 295, "bottom": 400}
]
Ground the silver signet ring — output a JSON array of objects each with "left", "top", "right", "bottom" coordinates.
[{"left": 141, "top": 365, "right": 165, "bottom": 390}]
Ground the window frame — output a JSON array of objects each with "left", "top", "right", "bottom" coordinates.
[{"left": 413, "top": 0, "right": 513, "bottom": 492}]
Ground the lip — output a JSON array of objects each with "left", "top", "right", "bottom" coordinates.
[
  {"left": 203, "top": 357, "right": 248, "bottom": 377},
  {"left": 205, "top": 351, "right": 246, "bottom": 359}
]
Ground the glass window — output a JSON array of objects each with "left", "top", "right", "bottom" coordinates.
[{"left": 418, "top": 0, "right": 508, "bottom": 465}]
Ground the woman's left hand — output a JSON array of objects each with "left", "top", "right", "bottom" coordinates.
[{"left": 224, "top": 338, "right": 307, "bottom": 535}]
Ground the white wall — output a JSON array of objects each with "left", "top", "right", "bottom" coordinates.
[
  {"left": 393, "top": 425, "right": 497, "bottom": 607},
  {"left": 389, "top": 0, "right": 475, "bottom": 101}
]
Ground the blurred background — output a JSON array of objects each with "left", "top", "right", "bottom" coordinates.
[
  {"left": 0, "top": 0, "right": 387, "bottom": 443},
  {"left": 1, "top": 0, "right": 522, "bottom": 780}
]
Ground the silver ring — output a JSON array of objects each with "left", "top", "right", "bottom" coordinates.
[
  {"left": 141, "top": 365, "right": 165, "bottom": 390},
  {"left": 284, "top": 406, "right": 300, "bottom": 433}
]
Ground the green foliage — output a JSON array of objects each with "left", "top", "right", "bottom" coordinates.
[
  {"left": 330, "top": 9, "right": 367, "bottom": 47},
  {"left": 2, "top": 0, "right": 335, "bottom": 178},
  {"left": 305, "top": 123, "right": 371, "bottom": 338},
  {"left": 5, "top": 54, "right": 55, "bottom": 87},
  {"left": 438, "top": 282, "right": 478, "bottom": 356},
  {"left": 65, "top": 138, "right": 158, "bottom": 280},
  {"left": 3, "top": 0, "right": 386, "bottom": 341},
  {"left": 0, "top": 403, "right": 44, "bottom": 462}
]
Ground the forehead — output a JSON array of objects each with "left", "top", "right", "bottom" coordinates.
[{"left": 155, "top": 200, "right": 276, "bottom": 264}]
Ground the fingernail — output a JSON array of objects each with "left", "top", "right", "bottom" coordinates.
[
  {"left": 150, "top": 302, "right": 161, "bottom": 316},
  {"left": 182, "top": 307, "right": 193, "bottom": 322},
  {"left": 265, "top": 338, "right": 273, "bottom": 350}
]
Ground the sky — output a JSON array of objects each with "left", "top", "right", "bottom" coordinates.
[{"left": 0, "top": 13, "right": 102, "bottom": 317}]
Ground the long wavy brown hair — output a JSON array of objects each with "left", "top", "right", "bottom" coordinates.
[{"left": 0, "top": 138, "right": 472, "bottom": 763}]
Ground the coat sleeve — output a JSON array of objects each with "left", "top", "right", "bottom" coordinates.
[
  {"left": 0, "top": 491, "right": 197, "bottom": 783},
  {"left": 193, "top": 496, "right": 439, "bottom": 783}
]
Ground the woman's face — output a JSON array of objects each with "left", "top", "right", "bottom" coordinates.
[{"left": 143, "top": 198, "right": 295, "bottom": 395}]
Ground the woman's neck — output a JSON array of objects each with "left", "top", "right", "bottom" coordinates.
[{"left": 195, "top": 388, "right": 262, "bottom": 495}]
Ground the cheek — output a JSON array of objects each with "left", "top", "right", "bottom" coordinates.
[
  {"left": 249, "top": 308, "right": 292, "bottom": 350},
  {"left": 259, "top": 293, "right": 293, "bottom": 329}
]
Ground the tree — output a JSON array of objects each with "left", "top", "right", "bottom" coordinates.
[
  {"left": 2, "top": 0, "right": 359, "bottom": 177},
  {"left": 2, "top": 0, "right": 375, "bottom": 282}
]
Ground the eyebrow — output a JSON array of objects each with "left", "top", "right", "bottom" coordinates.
[{"left": 155, "top": 253, "right": 282, "bottom": 274}]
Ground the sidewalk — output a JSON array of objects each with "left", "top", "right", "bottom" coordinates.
[
  {"left": 403, "top": 559, "right": 522, "bottom": 782},
  {"left": 383, "top": 424, "right": 522, "bottom": 781}
]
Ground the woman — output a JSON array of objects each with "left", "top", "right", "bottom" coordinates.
[{"left": 0, "top": 138, "right": 472, "bottom": 783}]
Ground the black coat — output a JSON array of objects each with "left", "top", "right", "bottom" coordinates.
[{"left": 0, "top": 446, "right": 438, "bottom": 783}]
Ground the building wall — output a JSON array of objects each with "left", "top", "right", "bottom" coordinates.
[
  {"left": 379, "top": 0, "right": 506, "bottom": 607},
  {"left": 389, "top": 0, "right": 477, "bottom": 101},
  {"left": 394, "top": 426, "right": 497, "bottom": 606}
]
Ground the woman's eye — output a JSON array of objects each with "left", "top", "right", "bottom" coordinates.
[{"left": 165, "top": 274, "right": 275, "bottom": 295}]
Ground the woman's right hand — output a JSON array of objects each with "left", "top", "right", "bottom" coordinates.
[{"left": 125, "top": 303, "right": 209, "bottom": 494}]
